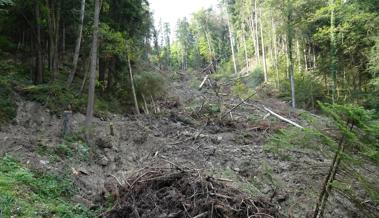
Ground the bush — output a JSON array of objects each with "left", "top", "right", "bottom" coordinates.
[
  {"left": 134, "top": 70, "right": 166, "bottom": 99},
  {"left": 245, "top": 66, "right": 265, "bottom": 89},
  {"left": 279, "top": 73, "right": 325, "bottom": 109}
]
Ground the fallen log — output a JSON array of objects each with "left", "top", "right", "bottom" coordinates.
[{"left": 263, "top": 106, "right": 304, "bottom": 129}]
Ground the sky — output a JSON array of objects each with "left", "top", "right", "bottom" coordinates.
[{"left": 148, "top": 0, "right": 218, "bottom": 37}]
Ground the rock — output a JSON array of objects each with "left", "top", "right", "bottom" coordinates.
[{"left": 40, "top": 160, "right": 49, "bottom": 165}]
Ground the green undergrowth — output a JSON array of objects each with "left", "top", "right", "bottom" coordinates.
[
  {"left": 0, "top": 55, "right": 167, "bottom": 124},
  {"left": 0, "top": 156, "right": 96, "bottom": 218},
  {"left": 36, "top": 134, "right": 90, "bottom": 163}
]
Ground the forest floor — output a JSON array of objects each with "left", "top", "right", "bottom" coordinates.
[{"left": 0, "top": 70, "right": 378, "bottom": 218}]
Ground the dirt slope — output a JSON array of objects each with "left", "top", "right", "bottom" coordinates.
[{"left": 0, "top": 71, "right": 376, "bottom": 218}]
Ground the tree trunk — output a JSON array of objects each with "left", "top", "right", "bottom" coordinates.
[
  {"left": 34, "top": 1, "right": 43, "bottom": 84},
  {"left": 53, "top": 2, "right": 60, "bottom": 77},
  {"left": 85, "top": 0, "right": 101, "bottom": 127},
  {"left": 128, "top": 56, "right": 140, "bottom": 115},
  {"left": 296, "top": 40, "right": 302, "bottom": 73},
  {"left": 287, "top": 0, "right": 296, "bottom": 109},
  {"left": 271, "top": 16, "right": 280, "bottom": 88},
  {"left": 259, "top": 8, "right": 268, "bottom": 82},
  {"left": 242, "top": 35, "right": 249, "bottom": 67},
  {"left": 67, "top": 0, "right": 86, "bottom": 85},
  {"left": 249, "top": 16, "right": 258, "bottom": 65},
  {"left": 330, "top": 0, "right": 337, "bottom": 104},
  {"left": 45, "top": 0, "right": 59, "bottom": 81},
  {"left": 254, "top": 0, "right": 260, "bottom": 65},
  {"left": 225, "top": 5, "right": 238, "bottom": 75},
  {"left": 62, "top": 24, "right": 65, "bottom": 54}
]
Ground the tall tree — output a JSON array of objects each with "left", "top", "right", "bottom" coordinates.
[
  {"left": 225, "top": 5, "right": 238, "bottom": 75},
  {"left": 67, "top": 0, "right": 86, "bottom": 86},
  {"left": 85, "top": 0, "right": 101, "bottom": 127},
  {"left": 34, "top": 0, "right": 43, "bottom": 84},
  {"left": 286, "top": 0, "right": 296, "bottom": 109},
  {"left": 259, "top": 7, "right": 268, "bottom": 81},
  {"left": 330, "top": 0, "right": 337, "bottom": 103}
]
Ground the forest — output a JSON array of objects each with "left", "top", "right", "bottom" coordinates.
[{"left": 0, "top": 0, "right": 378, "bottom": 217}]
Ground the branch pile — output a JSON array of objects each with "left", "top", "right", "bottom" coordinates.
[{"left": 103, "top": 167, "right": 282, "bottom": 218}]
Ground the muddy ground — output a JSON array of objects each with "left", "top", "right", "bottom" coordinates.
[{"left": 0, "top": 71, "right": 377, "bottom": 217}]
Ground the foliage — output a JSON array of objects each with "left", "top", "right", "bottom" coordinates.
[
  {"left": 134, "top": 70, "right": 166, "bottom": 99},
  {"left": 279, "top": 73, "right": 325, "bottom": 109},
  {"left": 0, "top": 156, "right": 96, "bottom": 217}
]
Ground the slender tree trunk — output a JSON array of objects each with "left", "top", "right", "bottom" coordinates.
[
  {"left": 62, "top": 24, "right": 65, "bottom": 54},
  {"left": 259, "top": 8, "right": 268, "bottom": 81},
  {"left": 68, "top": 0, "right": 86, "bottom": 85},
  {"left": 204, "top": 30, "right": 214, "bottom": 65},
  {"left": 254, "top": 0, "right": 261, "bottom": 64},
  {"left": 85, "top": 0, "right": 101, "bottom": 127},
  {"left": 78, "top": 57, "right": 90, "bottom": 96},
  {"left": 128, "top": 56, "right": 140, "bottom": 115},
  {"left": 242, "top": 35, "right": 249, "bottom": 67},
  {"left": 249, "top": 16, "right": 258, "bottom": 65},
  {"left": 296, "top": 40, "right": 302, "bottom": 73},
  {"left": 287, "top": 0, "right": 296, "bottom": 109},
  {"left": 272, "top": 16, "right": 280, "bottom": 88},
  {"left": 225, "top": 5, "right": 238, "bottom": 75},
  {"left": 34, "top": 1, "right": 43, "bottom": 84},
  {"left": 46, "top": 0, "right": 54, "bottom": 73},
  {"left": 53, "top": 2, "right": 60, "bottom": 77},
  {"left": 312, "top": 44, "right": 317, "bottom": 69},
  {"left": 330, "top": 0, "right": 337, "bottom": 104},
  {"left": 46, "top": 0, "right": 59, "bottom": 81},
  {"left": 304, "top": 46, "right": 309, "bottom": 72}
]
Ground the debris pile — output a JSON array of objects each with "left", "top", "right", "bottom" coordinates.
[{"left": 103, "top": 167, "right": 282, "bottom": 218}]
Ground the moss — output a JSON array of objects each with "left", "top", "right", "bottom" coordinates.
[{"left": 0, "top": 156, "right": 96, "bottom": 217}]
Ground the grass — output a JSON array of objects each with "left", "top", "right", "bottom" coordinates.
[{"left": 0, "top": 156, "right": 97, "bottom": 218}]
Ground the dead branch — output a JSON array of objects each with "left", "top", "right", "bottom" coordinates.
[
  {"left": 199, "top": 75, "right": 209, "bottom": 90},
  {"left": 220, "top": 93, "right": 257, "bottom": 120},
  {"left": 263, "top": 106, "right": 304, "bottom": 129}
]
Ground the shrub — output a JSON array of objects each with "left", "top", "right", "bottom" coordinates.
[
  {"left": 279, "top": 73, "right": 325, "bottom": 109},
  {"left": 134, "top": 70, "right": 166, "bottom": 99}
]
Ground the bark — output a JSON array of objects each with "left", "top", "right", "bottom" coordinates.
[
  {"left": 271, "top": 16, "right": 280, "bottom": 88},
  {"left": 242, "top": 35, "right": 249, "bottom": 67},
  {"left": 128, "top": 56, "right": 140, "bottom": 115},
  {"left": 254, "top": 0, "right": 261, "bottom": 64},
  {"left": 225, "top": 6, "right": 238, "bottom": 75},
  {"left": 248, "top": 16, "right": 258, "bottom": 65},
  {"left": 330, "top": 0, "right": 337, "bottom": 104},
  {"left": 296, "top": 40, "right": 302, "bottom": 73},
  {"left": 34, "top": 1, "right": 43, "bottom": 84},
  {"left": 45, "top": 0, "right": 60, "bottom": 81},
  {"left": 259, "top": 8, "right": 268, "bottom": 82},
  {"left": 68, "top": 0, "right": 86, "bottom": 85},
  {"left": 287, "top": 0, "right": 296, "bottom": 109},
  {"left": 85, "top": 0, "right": 101, "bottom": 127},
  {"left": 62, "top": 24, "right": 65, "bottom": 54}
]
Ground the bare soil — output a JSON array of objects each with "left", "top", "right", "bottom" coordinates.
[{"left": 0, "top": 70, "right": 377, "bottom": 217}]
